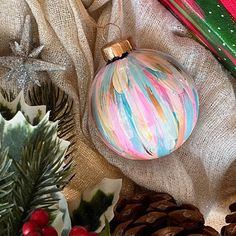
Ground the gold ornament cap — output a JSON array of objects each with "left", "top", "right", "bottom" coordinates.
[{"left": 102, "top": 38, "right": 134, "bottom": 62}]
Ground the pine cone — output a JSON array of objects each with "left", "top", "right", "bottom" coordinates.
[
  {"left": 111, "top": 191, "right": 219, "bottom": 236},
  {"left": 221, "top": 202, "right": 236, "bottom": 236}
]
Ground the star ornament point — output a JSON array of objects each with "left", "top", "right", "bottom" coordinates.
[{"left": 0, "top": 15, "right": 65, "bottom": 92}]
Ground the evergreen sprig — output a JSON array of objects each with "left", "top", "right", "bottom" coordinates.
[
  {"left": 0, "top": 82, "right": 76, "bottom": 145},
  {"left": 0, "top": 117, "right": 73, "bottom": 236},
  {"left": 0, "top": 82, "right": 75, "bottom": 235},
  {"left": 1, "top": 82, "right": 76, "bottom": 167},
  {"left": 0, "top": 147, "right": 14, "bottom": 235}
]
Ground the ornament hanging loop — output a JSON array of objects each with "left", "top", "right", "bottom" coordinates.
[{"left": 102, "top": 23, "right": 123, "bottom": 43}]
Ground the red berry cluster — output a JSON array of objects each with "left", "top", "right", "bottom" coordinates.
[
  {"left": 69, "top": 226, "right": 98, "bottom": 236},
  {"left": 22, "top": 209, "right": 58, "bottom": 236}
]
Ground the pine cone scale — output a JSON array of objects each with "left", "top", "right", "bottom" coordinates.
[
  {"left": 116, "top": 204, "right": 145, "bottom": 222},
  {"left": 113, "top": 220, "right": 133, "bottom": 236},
  {"left": 124, "top": 225, "right": 146, "bottom": 236},
  {"left": 134, "top": 212, "right": 167, "bottom": 225},
  {"left": 202, "top": 226, "right": 220, "bottom": 236},
  {"left": 229, "top": 203, "right": 236, "bottom": 212},
  {"left": 169, "top": 209, "right": 204, "bottom": 231},
  {"left": 226, "top": 213, "right": 236, "bottom": 224},
  {"left": 111, "top": 191, "right": 219, "bottom": 236},
  {"left": 148, "top": 200, "right": 178, "bottom": 212},
  {"left": 151, "top": 226, "right": 184, "bottom": 236},
  {"left": 221, "top": 223, "right": 236, "bottom": 236},
  {"left": 221, "top": 201, "right": 236, "bottom": 236}
]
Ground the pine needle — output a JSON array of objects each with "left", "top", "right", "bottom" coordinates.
[
  {"left": 0, "top": 82, "right": 76, "bottom": 235},
  {"left": 0, "top": 147, "right": 14, "bottom": 236},
  {"left": 1, "top": 81, "right": 76, "bottom": 160},
  {"left": 28, "top": 82, "right": 76, "bottom": 163},
  {"left": 4, "top": 119, "right": 73, "bottom": 235},
  {"left": 28, "top": 82, "right": 75, "bottom": 139}
]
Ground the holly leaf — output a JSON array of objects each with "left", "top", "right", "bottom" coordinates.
[
  {"left": 72, "top": 178, "right": 122, "bottom": 232},
  {"left": 99, "top": 218, "right": 111, "bottom": 236},
  {"left": 72, "top": 190, "right": 113, "bottom": 232},
  {"left": 0, "top": 111, "right": 69, "bottom": 162},
  {"left": 0, "top": 90, "right": 46, "bottom": 125},
  {"left": 51, "top": 192, "right": 72, "bottom": 236},
  {"left": 0, "top": 111, "right": 72, "bottom": 235}
]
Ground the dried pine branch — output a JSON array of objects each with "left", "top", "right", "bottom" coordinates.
[
  {"left": 0, "top": 88, "right": 16, "bottom": 102},
  {"left": 28, "top": 82, "right": 76, "bottom": 160},
  {"left": 28, "top": 82, "right": 75, "bottom": 138}
]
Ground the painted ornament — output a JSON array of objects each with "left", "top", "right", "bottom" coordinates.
[{"left": 89, "top": 38, "right": 199, "bottom": 160}]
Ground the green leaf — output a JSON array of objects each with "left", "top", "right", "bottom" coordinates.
[
  {"left": 72, "top": 178, "right": 122, "bottom": 233},
  {"left": 51, "top": 192, "right": 72, "bottom": 236},
  {"left": 73, "top": 190, "right": 113, "bottom": 231},
  {"left": 0, "top": 112, "right": 69, "bottom": 162},
  {"left": 0, "top": 87, "right": 75, "bottom": 235},
  {"left": 2, "top": 83, "right": 76, "bottom": 163},
  {"left": 99, "top": 218, "right": 111, "bottom": 236},
  {"left": 0, "top": 91, "right": 46, "bottom": 125},
  {"left": 0, "top": 111, "right": 72, "bottom": 235}
]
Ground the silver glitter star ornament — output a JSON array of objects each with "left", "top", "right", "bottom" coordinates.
[{"left": 0, "top": 15, "right": 65, "bottom": 93}]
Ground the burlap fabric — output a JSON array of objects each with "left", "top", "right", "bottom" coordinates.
[{"left": 0, "top": 0, "right": 235, "bottom": 230}]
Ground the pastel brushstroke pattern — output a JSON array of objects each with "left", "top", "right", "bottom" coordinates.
[
  {"left": 90, "top": 50, "right": 199, "bottom": 160},
  {"left": 159, "top": 0, "right": 236, "bottom": 77}
]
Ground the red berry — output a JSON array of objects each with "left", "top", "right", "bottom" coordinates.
[
  {"left": 69, "top": 226, "right": 89, "bottom": 236},
  {"left": 22, "top": 221, "right": 40, "bottom": 236},
  {"left": 30, "top": 209, "right": 49, "bottom": 227},
  {"left": 42, "top": 226, "right": 58, "bottom": 236},
  {"left": 89, "top": 232, "right": 98, "bottom": 236},
  {"left": 26, "top": 232, "right": 42, "bottom": 236}
]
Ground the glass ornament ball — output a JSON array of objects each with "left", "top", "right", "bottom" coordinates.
[{"left": 89, "top": 39, "right": 199, "bottom": 160}]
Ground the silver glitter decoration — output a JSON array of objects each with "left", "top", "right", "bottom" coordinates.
[{"left": 0, "top": 15, "right": 65, "bottom": 92}]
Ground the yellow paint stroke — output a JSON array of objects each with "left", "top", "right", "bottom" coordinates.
[
  {"left": 112, "top": 65, "right": 128, "bottom": 93},
  {"left": 135, "top": 53, "right": 173, "bottom": 74},
  {"left": 147, "top": 87, "right": 166, "bottom": 122},
  {"left": 175, "top": 108, "right": 185, "bottom": 148}
]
